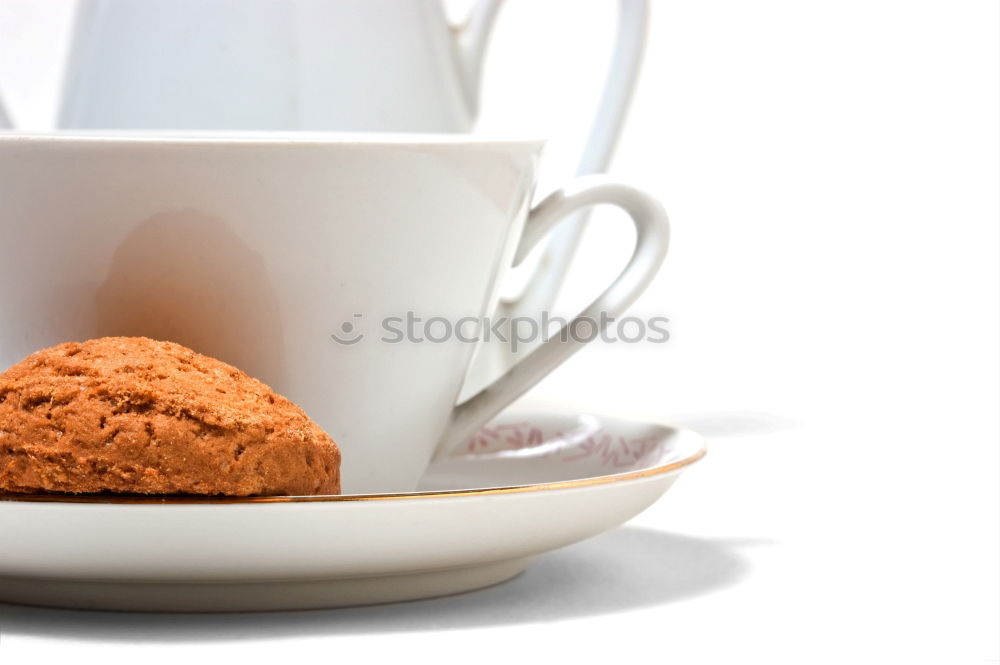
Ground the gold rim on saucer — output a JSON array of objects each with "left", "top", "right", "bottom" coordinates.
[{"left": 0, "top": 444, "right": 706, "bottom": 505}]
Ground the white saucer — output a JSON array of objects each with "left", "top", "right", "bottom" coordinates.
[{"left": 0, "top": 412, "right": 705, "bottom": 612}]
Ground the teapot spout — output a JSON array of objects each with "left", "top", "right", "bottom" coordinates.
[
  {"left": 0, "top": 95, "right": 11, "bottom": 129},
  {"left": 452, "top": 0, "right": 503, "bottom": 117}
]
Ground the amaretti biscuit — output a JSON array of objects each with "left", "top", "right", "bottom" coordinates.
[{"left": 0, "top": 337, "right": 340, "bottom": 496}]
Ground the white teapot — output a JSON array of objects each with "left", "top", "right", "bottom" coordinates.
[{"left": 59, "top": 0, "right": 646, "bottom": 139}]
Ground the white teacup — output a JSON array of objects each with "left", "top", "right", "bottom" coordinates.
[{"left": 0, "top": 133, "right": 669, "bottom": 493}]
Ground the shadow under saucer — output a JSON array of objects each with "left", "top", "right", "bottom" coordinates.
[{"left": 0, "top": 526, "right": 762, "bottom": 640}]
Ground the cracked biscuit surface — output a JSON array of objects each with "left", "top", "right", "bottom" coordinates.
[{"left": 0, "top": 337, "right": 340, "bottom": 496}]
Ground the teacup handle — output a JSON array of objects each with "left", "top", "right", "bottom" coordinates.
[{"left": 435, "top": 177, "right": 670, "bottom": 457}]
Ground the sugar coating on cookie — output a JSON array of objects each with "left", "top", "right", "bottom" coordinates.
[{"left": 0, "top": 337, "right": 341, "bottom": 496}]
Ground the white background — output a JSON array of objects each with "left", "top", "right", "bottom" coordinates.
[{"left": 0, "top": 0, "right": 997, "bottom": 662}]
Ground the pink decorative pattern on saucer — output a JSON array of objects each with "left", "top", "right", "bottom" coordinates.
[{"left": 464, "top": 422, "right": 665, "bottom": 468}]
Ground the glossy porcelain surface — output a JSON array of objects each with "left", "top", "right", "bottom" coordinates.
[
  {"left": 54, "top": 0, "right": 651, "bottom": 380},
  {"left": 60, "top": 0, "right": 486, "bottom": 132}
]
